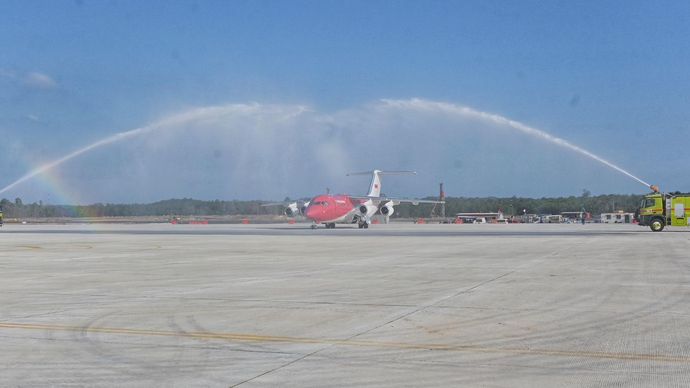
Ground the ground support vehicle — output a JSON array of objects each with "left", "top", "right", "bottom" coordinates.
[{"left": 637, "top": 192, "right": 690, "bottom": 232}]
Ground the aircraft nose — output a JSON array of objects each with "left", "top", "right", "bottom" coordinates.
[{"left": 305, "top": 205, "right": 319, "bottom": 219}]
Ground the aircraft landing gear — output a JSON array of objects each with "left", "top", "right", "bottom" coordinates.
[
  {"left": 358, "top": 222, "right": 369, "bottom": 229},
  {"left": 326, "top": 223, "right": 336, "bottom": 229},
  {"left": 310, "top": 224, "right": 318, "bottom": 229}
]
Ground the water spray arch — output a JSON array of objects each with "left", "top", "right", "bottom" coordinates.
[
  {"left": 0, "top": 98, "right": 652, "bottom": 200},
  {"left": 0, "top": 103, "right": 308, "bottom": 196}
]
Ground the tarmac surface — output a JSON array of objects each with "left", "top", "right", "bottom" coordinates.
[{"left": 2, "top": 222, "right": 690, "bottom": 386}]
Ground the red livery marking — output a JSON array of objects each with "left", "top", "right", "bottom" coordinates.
[{"left": 305, "top": 194, "right": 356, "bottom": 223}]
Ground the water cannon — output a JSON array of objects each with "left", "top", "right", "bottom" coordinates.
[{"left": 650, "top": 185, "right": 660, "bottom": 193}]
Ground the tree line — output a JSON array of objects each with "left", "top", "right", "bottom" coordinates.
[
  {"left": 0, "top": 193, "right": 643, "bottom": 218},
  {"left": 402, "top": 193, "right": 642, "bottom": 218}
]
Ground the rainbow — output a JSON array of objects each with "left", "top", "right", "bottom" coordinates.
[
  {"left": 0, "top": 103, "right": 298, "bottom": 207},
  {"left": 3, "top": 160, "right": 101, "bottom": 217}
]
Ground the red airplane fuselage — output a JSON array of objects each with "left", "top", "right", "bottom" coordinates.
[{"left": 303, "top": 194, "right": 363, "bottom": 224}]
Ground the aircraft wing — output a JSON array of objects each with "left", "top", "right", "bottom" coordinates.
[
  {"left": 350, "top": 196, "right": 444, "bottom": 205},
  {"left": 261, "top": 200, "right": 310, "bottom": 217},
  {"left": 261, "top": 199, "right": 310, "bottom": 207},
  {"left": 261, "top": 202, "right": 290, "bottom": 207},
  {"left": 390, "top": 198, "right": 445, "bottom": 205}
]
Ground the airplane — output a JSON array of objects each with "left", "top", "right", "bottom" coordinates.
[{"left": 265, "top": 170, "right": 444, "bottom": 229}]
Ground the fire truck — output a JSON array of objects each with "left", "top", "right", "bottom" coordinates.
[{"left": 637, "top": 191, "right": 690, "bottom": 232}]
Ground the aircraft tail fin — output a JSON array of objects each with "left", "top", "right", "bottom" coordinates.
[{"left": 346, "top": 170, "right": 416, "bottom": 198}]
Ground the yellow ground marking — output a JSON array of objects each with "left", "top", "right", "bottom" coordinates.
[
  {"left": 9, "top": 245, "right": 92, "bottom": 250},
  {"left": 0, "top": 322, "right": 690, "bottom": 363},
  {"left": 0, "top": 321, "right": 687, "bottom": 363}
]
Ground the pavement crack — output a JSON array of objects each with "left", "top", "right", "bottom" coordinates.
[
  {"left": 343, "top": 270, "right": 517, "bottom": 344},
  {"left": 230, "top": 349, "right": 321, "bottom": 387}
]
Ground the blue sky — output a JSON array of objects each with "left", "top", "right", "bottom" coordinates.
[{"left": 1, "top": 1, "right": 689, "bottom": 203}]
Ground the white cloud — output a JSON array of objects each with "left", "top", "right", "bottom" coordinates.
[
  {"left": 25, "top": 114, "right": 42, "bottom": 123},
  {"left": 23, "top": 72, "right": 57, "bottom": 89}
]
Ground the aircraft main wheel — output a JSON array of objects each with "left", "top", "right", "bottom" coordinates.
[
  {"left": 310, "top": 224, "right": 317, "bottom": 229},
  {"left": 326, "top": 223, "right": 335, "bottom": 229},
  {"left": 363, "top": 223, "right": 369, "bottom": 229},
  {"left": 650, "top": 218, "right": 665, "bottom": 232}
]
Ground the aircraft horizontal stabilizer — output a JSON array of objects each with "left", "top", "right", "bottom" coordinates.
[{"left": 346, "top": 170, "right": 416, "bottom": 176}]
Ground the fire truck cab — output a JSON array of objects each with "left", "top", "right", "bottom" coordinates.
[{"left": 637, "top": 192, "right": 690, "bottom": 232}]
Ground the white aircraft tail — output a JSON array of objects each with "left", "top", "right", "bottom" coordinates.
[{"left": 346, "top": 170, "right": 416, "bottom": 197}]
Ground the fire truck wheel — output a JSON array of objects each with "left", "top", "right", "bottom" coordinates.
[{"left": 650, "top": 218, "right": 665, "bottom": 232}]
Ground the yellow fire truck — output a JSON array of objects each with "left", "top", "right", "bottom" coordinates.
[{"left": 637, "top": 191, "right": 690, "bottom": 232}]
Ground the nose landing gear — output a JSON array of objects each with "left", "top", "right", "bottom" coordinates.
[{"left": 312, "top": 223, "right": 337, "bottom": 229}]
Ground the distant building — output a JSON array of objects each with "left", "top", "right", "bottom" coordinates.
[
  {"left": 517, "top": 213, "right": 540, "bottom": 223},
  {"left": 561, "top": 211, "right": 592, "bottom": 223},
  {"left": 542, "top": 214, "right": 563, "bottom": 223},
  {"left": 455, "top": 211, "right": 504, "bottom": 224},
  {"left": 600, "top": 212, "right": 635, "bottom": 224}
]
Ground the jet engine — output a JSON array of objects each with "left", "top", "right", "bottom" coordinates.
[
  {"left": 380, "top": 202, "right": 395, "bottom": 217},
  {"left": 284, "top": 202, "right": 300, "bottom": 217},
  {"left": 359, "top": 204, "right": 378, "bottom": 217},
  {"left": 285, "top": 201, "right": 310, "bottom": 216}
]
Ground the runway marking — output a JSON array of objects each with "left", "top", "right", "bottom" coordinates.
[
  {"left": 17, "top": 245, "right": 42, "bottom": 250},
  {"left": 1, "top": 321, "right": 688, "bottom": 363},
  {"left": 10, "top": 245, "right": 93, "bottom": 250}
]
